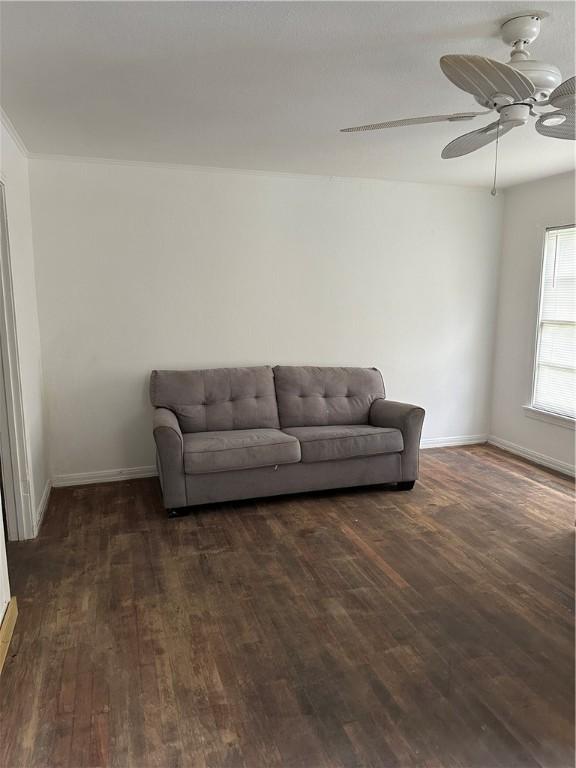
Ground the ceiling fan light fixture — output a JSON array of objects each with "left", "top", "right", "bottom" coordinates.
[
  {"left": 499, "top": 103, "right": 530, "bottom": 126},
  {"left": 541, "top": 114, "right": 567, "bottom": 126}
]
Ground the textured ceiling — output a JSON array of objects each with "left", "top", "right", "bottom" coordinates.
[{"left": 1, "top": 1, "right": 574, "bottom": 187}]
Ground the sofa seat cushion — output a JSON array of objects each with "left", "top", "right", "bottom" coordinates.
[
  {"left": 183, "top": 429, "right": 301, "bottom": 475},
  {"left": 282, "top": 425, "right": 403, "bottom": 463}
]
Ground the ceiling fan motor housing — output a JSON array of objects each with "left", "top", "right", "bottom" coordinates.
[
  {"left": 508, "top": 50, "right": 562, "bottom": 100},
  {"left": 501, "top": 15, "right": 562, "bottom": 100}
]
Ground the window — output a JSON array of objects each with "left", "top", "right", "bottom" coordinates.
[{"left": 531, "top": 225, "right": 576, "bottom": 420}]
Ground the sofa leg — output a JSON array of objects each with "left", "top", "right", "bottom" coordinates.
[
  {"left": 396, "top": 480, "right": 415, "bottom": 491},
  {"left": 167, "top": 508, "right": 184, "bottom": 519}
]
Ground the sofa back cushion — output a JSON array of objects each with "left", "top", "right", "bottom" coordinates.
[
  {"left": 150, "top": 366, "right": 280, "bottom": 433},
  {"left": 273, "top": 366, "right": 385, "bottom": 427}
]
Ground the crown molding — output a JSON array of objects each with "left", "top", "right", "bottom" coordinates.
[
  {"left": 25, "top": 149, "right": 493, "bottom": 190},
  {"left": 0, "top": 109, "right": 29, "bottom": 158}
]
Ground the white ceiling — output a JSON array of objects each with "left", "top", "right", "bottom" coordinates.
[{"left": 1, "top": 1, "right": 574, "bottom": 187}]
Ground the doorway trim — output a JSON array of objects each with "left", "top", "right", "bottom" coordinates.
[{"left": 0, "top": 179, "right": 33, "bottom": 540}]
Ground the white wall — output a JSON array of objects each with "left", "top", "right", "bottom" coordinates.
[
  {"left": 490, "top": 171, "right": 575, "bottom": 474},
  {"left": 0, "top": 121, "right": 50, "bottom": 533},
  {"left": 29, "top": 158, "right": 503, "bottom": 483}
]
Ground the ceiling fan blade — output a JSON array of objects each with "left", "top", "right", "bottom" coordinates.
[
  {"left": 340, "top": 111, "right": 488, "bottom": 132},
  {"left": 441, "top": 119, "right": 515, "bottom": 159},
  {"left": 536, "top": 109, "right": 575, "bottom": 140},
  {"left": 440, "top": 55, "right": 535, "bottom": 105},
  {"left": 549, "top": 76, "right": 575, "bottom": 110}
]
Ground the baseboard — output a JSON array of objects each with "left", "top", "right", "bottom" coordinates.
[
  {"left": 421, "top": 434, "right": 488, "bottom": 448},
  {"left": 488, "top": 435, "right": 575, "bottom": 477},
  {"left": 0, "top": 597, "right": 18, "bottom": 676},
  {"left": 33, "top": 479, "right": 52, "bottom": 536},
  {"left": 52, "top": 465, "right": 157, "bottom": 488}
]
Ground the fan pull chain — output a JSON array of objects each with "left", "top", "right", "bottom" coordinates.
[{"left": 490, "top": 123, "right": 501, "bottom": 197}]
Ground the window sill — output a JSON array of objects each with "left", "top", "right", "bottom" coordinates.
[{"left": 523, "top": 406, "right": 575, "bottom": 431}]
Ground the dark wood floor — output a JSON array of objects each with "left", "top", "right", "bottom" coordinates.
[{"left": 0, "top": 445, "right": 573, "bottom": 768}]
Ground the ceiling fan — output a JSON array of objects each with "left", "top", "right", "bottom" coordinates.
[{"left": 341, "top": 14, "right": 575, "bottom": 159}]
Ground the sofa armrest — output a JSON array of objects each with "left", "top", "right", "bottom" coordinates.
[
  {"left": 153, "top": 408, "right": 187, "bottom": 509},
  {"left": 154, "top": 407, "right": 183, "bottom": 440},
  {"left": 369, "top": 399, "right": 425, "bottom": 481}
]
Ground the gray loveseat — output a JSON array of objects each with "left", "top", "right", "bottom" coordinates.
[{"left": 150, "top": 365, "right": 425, "bottom": 515}]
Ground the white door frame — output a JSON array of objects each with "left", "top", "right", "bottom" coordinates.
[{"left": 0, "top": 179, "right": 33, "bottom": 540}]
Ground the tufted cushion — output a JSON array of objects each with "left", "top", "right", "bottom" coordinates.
[
  {"left": 273, "top": 366, "right": 385, "bottom": 428},
  {"left": 283, "top": 425, "right": 403, "bottom": 463},
  {"left": 150, "top": 367, "right": 280, "bottom": 433},
  {"left": 183, "top": 429, "right": 300, "bottom": 474}
]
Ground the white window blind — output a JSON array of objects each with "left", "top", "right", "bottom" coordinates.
[{"left": 532, "top": 225, "right": 576, "bottom": 419}]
